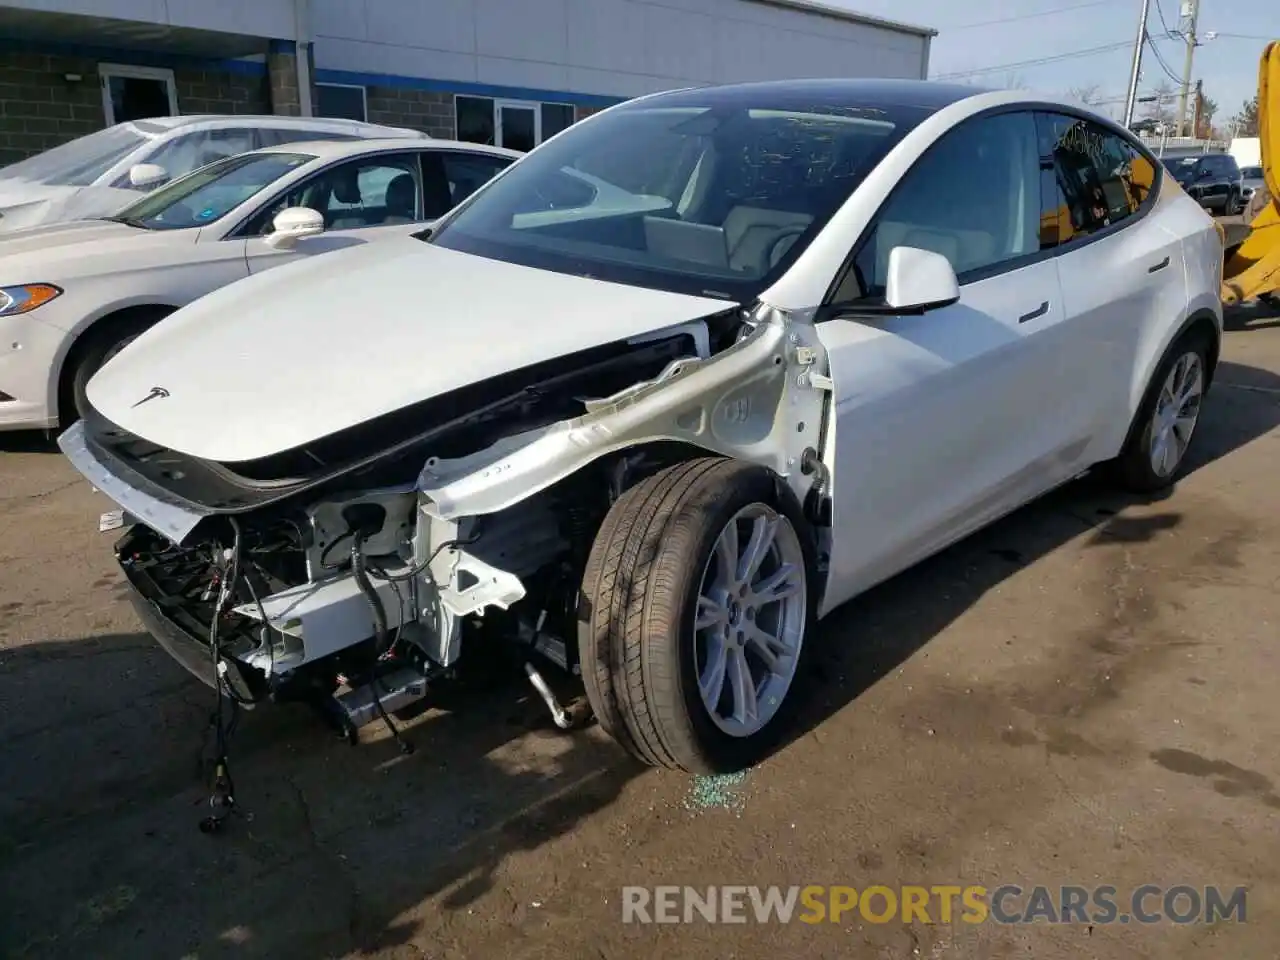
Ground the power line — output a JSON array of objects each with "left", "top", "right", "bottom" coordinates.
[
  {"left": 944, "top": 0, "right": 1112, "bottom": 32},
  {"left": 1153, "top": 0, "right": 1179, "bottom": 39},
  {"left": 1207, "top": 32, "right": 1275, "bottom": 41},
  {"left": 1146, "top": 31, "right": 1184, "bottom": 83},
  {"left": 934, "top": 40, "right": 1135, "bottom": 80}
]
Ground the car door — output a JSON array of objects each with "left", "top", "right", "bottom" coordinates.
[
  {"left": 1037, "top": 111, "right": 1187, "bottom": 462},
  {"left": 243, "top": 150, "right": 427, "bottom": 274},
  {"left": 817, "top": 109, "right": 1070, "bottom": 609}
]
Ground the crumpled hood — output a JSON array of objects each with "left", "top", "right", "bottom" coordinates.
[
  {"left": 0, "top": 180, "right": 139, "bottom": 232},
  {"left": 87, "top": 237, "right": 733, "bottom": 463}
]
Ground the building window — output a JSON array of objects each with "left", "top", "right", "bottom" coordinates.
[
  {"left": 456, "top": 95, "right": 496, "bottom": 145},
  {"left": 316, "top": 83, "right": 367, "bottom": 122},
  {"left": 455, "top": 95, "right": 577, "bottom": 150},
  {"left": 541, "top": 103, "right": 575, "bottom": 140},
  {"left": 100, "top": 63, "right": 178, "bottom": 125}
]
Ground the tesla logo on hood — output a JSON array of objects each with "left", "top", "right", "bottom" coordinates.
[{"left": 131, "top": 386, "right": 171, "bottom": 408}]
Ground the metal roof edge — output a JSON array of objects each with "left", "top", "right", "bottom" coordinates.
[{"left": 745, "top": 0, "right": 938, "bottom": 38}]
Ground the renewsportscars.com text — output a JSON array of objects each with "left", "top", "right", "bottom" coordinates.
[{"left": 621, "top": 884, "right": 1247, "bottom": 925}]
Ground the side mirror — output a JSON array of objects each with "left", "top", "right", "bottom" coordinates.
[
  {"left": 883, "top": 246, "right": 960, "bottom": 313},
  {"left": 129, "top": 163, "right": 169, "bottom": 189},
  {"left": 265, "top": 206, "right": 325, "bottom": 249}
]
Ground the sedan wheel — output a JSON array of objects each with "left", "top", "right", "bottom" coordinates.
[{"left": 578, "top": 457, "right": 815, "bottom": 773}]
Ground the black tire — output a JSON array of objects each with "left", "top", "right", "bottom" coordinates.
[
  {"left": 61, "top": 315, "right": 158, "bottom": 425},
  {"left": 577, "top": 457, "right": 817, "bottom": 773},
  {"left": 1225, "top": 189, "right": 1240, "bottom": 216},
  {"left": 1109, "top": 331, "right": 1211, "bottom": 494}
]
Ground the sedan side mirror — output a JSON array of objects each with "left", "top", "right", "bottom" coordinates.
[
  {"left": 129, "top": 163, "right": 169, "bottom": 189},
  {"left": 265, "top": 207, "right": 325, "bottom": 249},
  {"left": 883, "top": 246, "right": 960, "bottom": 313}
]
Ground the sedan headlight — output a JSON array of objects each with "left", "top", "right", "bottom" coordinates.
[{"left": 0, "top": 283, "right": 63, "bottom": 316}]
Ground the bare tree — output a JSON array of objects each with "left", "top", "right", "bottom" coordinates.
[
  {"left": 1230, "top": 96, "right": 1259, "bottom": 136},
  {"left": 1067, "top": 84, "right": 1103, "bottom": 106},
  {"left": 1140, "top": 81, "right": 1176, "bottom": 126}
]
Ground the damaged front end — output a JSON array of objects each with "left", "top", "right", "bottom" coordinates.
[{"left": 60, "top": 303, "right": 832, "bottom": 737}]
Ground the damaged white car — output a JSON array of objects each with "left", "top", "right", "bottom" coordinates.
[{"left": 59, "top": 79, "right": 1222, "bottom": 774}]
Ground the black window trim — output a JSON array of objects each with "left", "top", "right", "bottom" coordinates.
[{"left": 819, "top": 101, "right": 1165, "bottom": 316}]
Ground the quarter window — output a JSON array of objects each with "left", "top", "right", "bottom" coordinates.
[
  {"left": 849, "top": 110, "right": 1043, "bottom": 297},
  {"left": 1036, "top": 112, "right": 1154, "bottom": 242}
]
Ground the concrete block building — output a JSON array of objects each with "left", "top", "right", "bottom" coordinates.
[{"left": 0, "top": 0, "right": 934, "bottom": 164}]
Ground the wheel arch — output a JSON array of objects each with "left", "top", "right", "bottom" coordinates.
[
  {"left": 52, "top": 301, "right": 179, "bottom": 422},
  {"left": 1117, "top": 306, "right": 1221, "bottom": 460}
]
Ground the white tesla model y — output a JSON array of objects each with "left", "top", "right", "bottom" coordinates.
[{"left": 59, "top": 79, "right": 1222, "bottom": 772}]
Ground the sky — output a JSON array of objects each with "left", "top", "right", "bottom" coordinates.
[{"left": 830, "top": 0, "right": 1275, "bottom": 131}]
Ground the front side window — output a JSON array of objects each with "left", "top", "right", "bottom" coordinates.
[
  {"left": 0, "top": 125, "right": 148, "bottom": 186},
  {"left": 108, "top": 152, "right": 314, "bottom": 230},
  {"left": 848, "top": 111, "right": 1043, "bottom": 297},
  {"left": 242, "top": 153, "right": 422, "bottom": 234},
  {"left": 431, "top": 89, "right": 926, "bottom": 300},
  {"left": 1038, "top": 113, "right": 1152, "bottom": 240},
  {"left": 129, "top": 128, "right": 259, "bottom": 187}
]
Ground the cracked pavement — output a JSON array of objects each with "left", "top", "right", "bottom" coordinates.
[{"left": 2, "top": 300, "right": 1280, "bottom": 959}]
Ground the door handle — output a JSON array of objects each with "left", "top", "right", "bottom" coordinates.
[
  {"left": 1148, "top": 256, "right": 1170, "bottom": 273},
  {"left": 1018, "top": 301, "right": 1050, "bottom": 324}
]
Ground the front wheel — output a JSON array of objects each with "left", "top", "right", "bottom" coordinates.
[
  {"left": 62, "top": 317, "right": 156, "bottom": 425},
  {"left": 578, "top": 457, "right": 815, "bottom": 773}
]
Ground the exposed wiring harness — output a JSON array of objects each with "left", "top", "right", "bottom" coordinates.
[
  {"left": 201, "top": 516, "right": 250, "bottom": 834},
  {"left": 349, "top": 530, "right": 414, "bottom": 755}
]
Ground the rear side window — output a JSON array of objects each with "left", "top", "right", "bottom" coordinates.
[
  {"left": 1036, "top": 113, "right": 1154, "bottom": 243},
  {"left": 440, "top": 151, "right": 513, "bottom": 206},
  {"left": 258, "top": 127, "right": 358, "bottom": 147}
]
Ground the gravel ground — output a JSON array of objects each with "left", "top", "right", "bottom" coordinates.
[{"left": 2, "top": 300, "right": 1279, "bottom": 959}]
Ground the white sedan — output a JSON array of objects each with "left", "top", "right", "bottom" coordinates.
[
  {"left": 0, "top": 114, "right": 428, "bottom": 232},
  {"left": 0, "top": 137, "right": 518, "bottom": 431},
  {"left": 61, "top": 79, "right": 1221, "bottom": 773}
]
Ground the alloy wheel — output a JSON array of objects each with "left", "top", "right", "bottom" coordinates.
[
  {"left": 1149, "top": 351, "right": 1204, "bottom": 478},
  {"left": 692, "top": 503, "right": 807, "bottom": 738}
]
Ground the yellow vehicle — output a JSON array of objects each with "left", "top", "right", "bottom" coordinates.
[{"left": 1221, "top": 40, "right": 1279, "bottom": 306}]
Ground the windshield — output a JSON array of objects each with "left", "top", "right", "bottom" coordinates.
[
  {"left": 430, "top": 88, "right": 923, "bottom": 299},
  {"left": 0, "top": 124, "right": 149, "bottom": 186},
  {"left": 1241, "top": 166, "right": 1263, "bottom": 179},
  {"left": 110, "top": 152, "right": 314, "bottom": 230}
]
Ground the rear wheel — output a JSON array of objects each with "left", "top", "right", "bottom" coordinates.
[
  {"left": 1110, "top": 334, "right": 1209, "bottom": 493},
  {"left": 578, "top": 457, "right": 815, "bottom": 773}
]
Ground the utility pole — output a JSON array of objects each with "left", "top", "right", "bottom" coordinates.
[
  {"left": 1123, "top": 0, "right": 1153, "bottom": 128},
  {"left": 1192, "top": 78, "right": 1203, "bottom": 137},
  {"left": 1175, "top": 0, "right": 1201, "bottom": 136}
]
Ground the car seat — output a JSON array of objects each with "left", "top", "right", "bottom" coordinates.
[{"left": 382, "top": 173, "right": 418, "bottom": 224}]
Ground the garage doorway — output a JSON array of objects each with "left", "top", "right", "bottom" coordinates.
[{"left": 100, "top": 64, "right": 179, "bottom": 125}]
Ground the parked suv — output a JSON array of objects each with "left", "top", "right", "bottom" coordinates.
[
  {"left": 0, "top": 115, "right": 428, "bottom": 232},
  {"left": 1165, "top": 152, "right": 1244, "bottom": 214}
]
